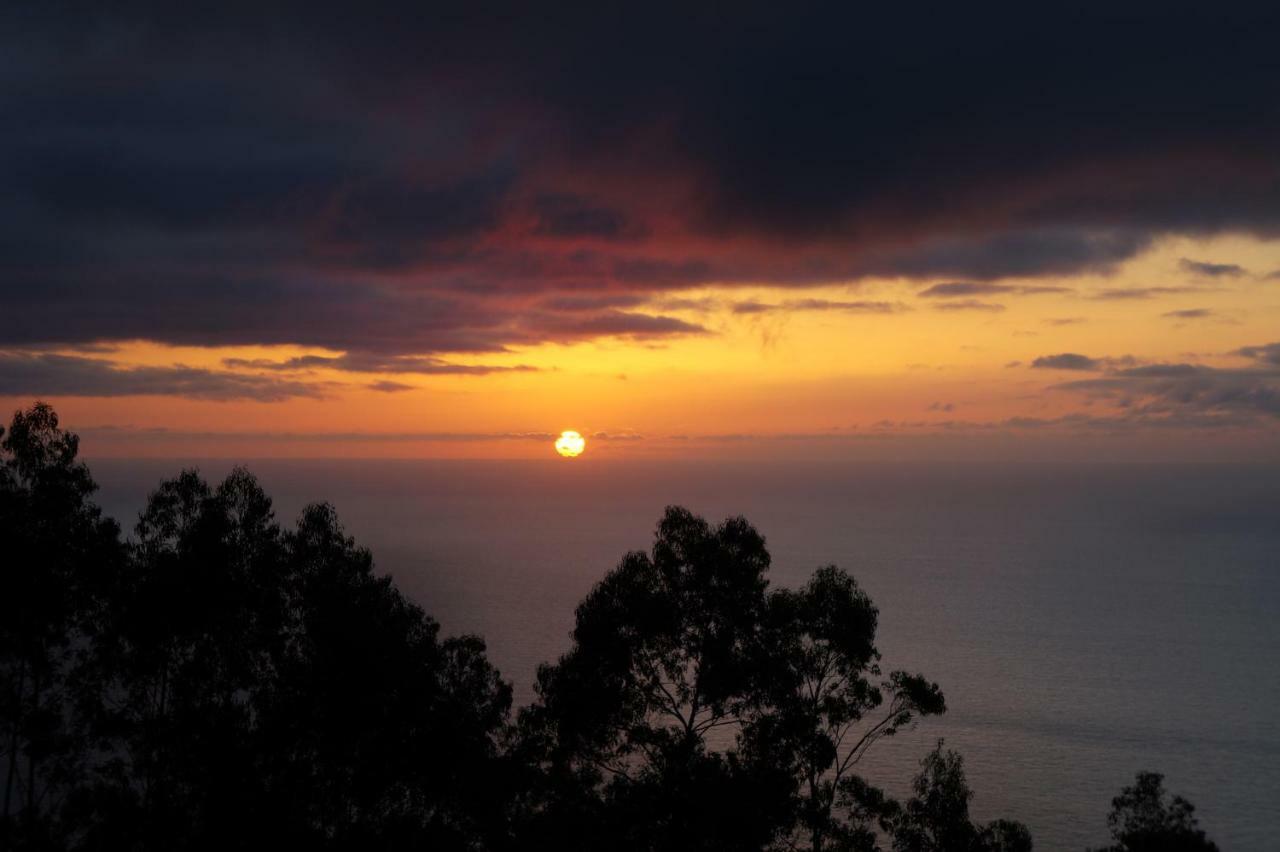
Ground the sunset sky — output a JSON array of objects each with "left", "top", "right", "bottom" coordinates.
[{"left": 4, "top": 4, "right": 1279, "bottom": 459}]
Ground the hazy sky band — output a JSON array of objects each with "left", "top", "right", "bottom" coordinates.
[{"left": 3, "top": 3, "right": 1280, "bottom": 454}]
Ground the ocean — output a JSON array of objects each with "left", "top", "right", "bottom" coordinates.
[{"left": 88, "top": 458, "right": 1280, "bottom": 851}]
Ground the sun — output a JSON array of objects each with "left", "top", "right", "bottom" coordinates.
[{"left": 555, "top": 430, "right": 586, "bottom": 458}]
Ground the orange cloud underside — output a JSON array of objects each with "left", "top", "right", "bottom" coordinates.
[{"left": 6, "top": 236, "right": 1279, "bottom": 460}]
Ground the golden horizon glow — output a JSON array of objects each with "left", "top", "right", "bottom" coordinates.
[{"left": 4, "top": 235, "right": 1279, "bottom": 462}]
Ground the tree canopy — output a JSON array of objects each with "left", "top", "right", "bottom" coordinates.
[
  {"left": 1, "top": 402, "right": 1220, "bottom": 851},
  {"left": 1090, "top": 772, "right": 1219, "bottom": 852}
]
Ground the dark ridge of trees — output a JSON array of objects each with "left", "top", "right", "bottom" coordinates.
[
  {"left": 0, "top": 403, "right": 1218, "bottom": 851},
  {"left": 2, "top": 404, "right": 510, "bottom": 851}
]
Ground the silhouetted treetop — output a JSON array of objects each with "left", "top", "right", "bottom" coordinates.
[
  {"left": 12, "top": 401, "right": 1190, "bottom": 852},
  {"left": 2, "top": 403, "right": 511, "bottom": 852},
  {"left": 1090, "top": 772, "right": 1218, "bottom": 852},
  {"left": 519, "top": 505, "right": 959, "bottom": 851},
  {"left": 890, "top": 743, "right": 1032, "bottom": 852}
]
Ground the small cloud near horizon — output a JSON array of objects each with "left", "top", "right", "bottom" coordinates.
[{"left": 1179, "top": 258, "right": 1246, "bottom": 277}]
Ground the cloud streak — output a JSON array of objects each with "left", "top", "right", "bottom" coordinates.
[
  {"left": 0, "top": 353, "right": 330, "bottom": 401},
  {"left": 917, "top": 282, "right": 1071, "bottom": 298},
  {"left": 931, "top": 300, "right": 1006, "bottom": 313},
  {"left": 1031, "top": 353, "right": 1102, "bottom": 371},
  {"left": 1046, "top": 354, "right": 1280, "bottom": 422},
  {"left": 1179, "top": 258, "right": 1246, "bottom": 278}
]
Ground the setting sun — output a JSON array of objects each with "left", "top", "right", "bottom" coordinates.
[{"left": 554, "top": 430, "right": 585, "bottom": 458}]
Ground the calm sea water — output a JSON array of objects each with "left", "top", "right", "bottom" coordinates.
[{"left": 88, "top": 459, "right": 1280, "bottom": 851}]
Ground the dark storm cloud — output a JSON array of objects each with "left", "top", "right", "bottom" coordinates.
[
  {"left": 0, "top": 353, "right": 328, "bottom": 401},
  {"left": 3, "top": 2, "right": 1280, "bottom": 359},
  {"left": 531, "top": 194, "right": 639, "bottom": 240},
  {"left": 1032, "top": 354, "right": 1102, "bottom": 371},
  {"left": 854, "top": 228, "right": 1153, "bottom": 281},
  {"left": 1179, "top": 258, "right": 1247, "bottom": 277},
  {"left": 537, "top": 293, "right": 650, "bottom": 312}
]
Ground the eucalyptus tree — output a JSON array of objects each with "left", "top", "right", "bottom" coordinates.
[
  {"left": 0, "top": 403, "right": 123, "bottom": 847},
  {"left": 520, "top": 507, "right": 953, "bottom": 851},
  {"left": 890, "top": 744, "right": 1031, "bottom": 852},
  {"left": 1089, "top": 772, "right": 1218, "bottom": 852},
  {"left": 84, "top": 467, "right": 288, "bottom": 848},
  {"left": 91, "top": 474, "right": 515, "bottom": 850},
  {"left": 257, "top": 502, "right": 513, "bottom": 849},
  {"left": 2, "top": 403, "right": 515, "bottom": 850},
  {"left": 519, "top": 506, "right": 792, "bottom": 849},
  {"left": 753, "top": 567, "right": 946, "bottom": 851}
]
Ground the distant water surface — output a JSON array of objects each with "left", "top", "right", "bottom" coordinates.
[{"left": 89, "top": 459, "right": 1280, "bottom": 851}]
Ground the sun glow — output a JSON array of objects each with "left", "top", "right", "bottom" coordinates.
[{"left": 555, "top": 430, "right": 585, "bottom": 458}]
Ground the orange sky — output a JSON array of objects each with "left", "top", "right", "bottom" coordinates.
[{"left": 10, "top": 235, "right": 1278, "bottom": 462}]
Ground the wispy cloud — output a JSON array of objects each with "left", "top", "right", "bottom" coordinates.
[
  {"left": 1031, "top": 353, "right": 1102, "bottom": 371},
  {"left": 932, "top": 300, "right": 1006, "bottom": 312},
  {"left": 0, "top": 352, "right": 330, "bottom": 401},
  {"left": 917, "top": 282, "right": 1071, "bottom": 298},
  {"left": 1179, "top": 258, "right": 1246, "bottom": 277},
  {"left": 223, "top": 353, "right": 539, "bottom": 375},
  {"left": 1235, "top": 342, "right": 1280, "bottom": 365},
  {"left": 1088, "top": 286, "right": 1209, "bottom": 300},
  {"left": 1049, "top": 357, "right": 1280, "bottom": 421},
  {"left": 731, "top": 299, "right": 905, "bottom": 315},
  {"left": 1162, "top": 308, "right": 1215, "bottom": 319}
]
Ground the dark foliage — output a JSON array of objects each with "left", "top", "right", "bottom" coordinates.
[
  {"left": 2, "top": 403, "right": 1218, "bottom": 851},
  {"left": 1, "top": 403, "right": 124, "bottom": 850},
  {"left": 1090, "top": 772, "right": 1219, "bottom": 852},
  {"left": 889, "top": 743, "right": 1032, "bottom": 852},
  {"left": 2, "top": 403, "right": 509, "bottom": 851}
]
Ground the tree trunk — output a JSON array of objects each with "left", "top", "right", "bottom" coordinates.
[
  {"left": 3, "top": 661, "right": 26, "bottom": 820},
  {"left": 809, "top": 775, "right": 823, "bottom": 852},
  {"left": 26, "top": 669, "right": 39, "bottom": 813}
]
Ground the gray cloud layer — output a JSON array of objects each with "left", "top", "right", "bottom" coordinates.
[
  {"left": 2, "top": 3, "right": 1279, "bottom": 358},
  {"left": 0, "top": 353, "right": 330, "bottom": 401},
  {"left": 1041, "top": 344, "right": 1280, "bottom": 422}
]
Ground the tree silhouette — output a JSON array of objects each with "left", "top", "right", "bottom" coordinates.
[
  {"left": 752, "top": 566, "right": 946, "bottom": 851},
  {"left": 70, "top": 468, "right": 293, "bottom": 849},
  {"left": 517, "top": 507, "right": 790, "bottom": 849},
  {"left": 1, "top": 402, "right": 1061, "bottom": 851},
  {"left": 519, "top": 507, "right": 952, "bottom": 851},
  {"left": 1089, "top": 772, "right": 1218, "bottom": 852},
  {"left": 255, "top": 502, "right": 512, "bottom": 849},
  {"left": 1, "top": 403, "right": 123, "bottom": 849},
  {"left": 1, "top": 403, "right": 512, "bottom": 851},
  {"left": 890, "top": 743, "right": 1032, "bottom": 852}
]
